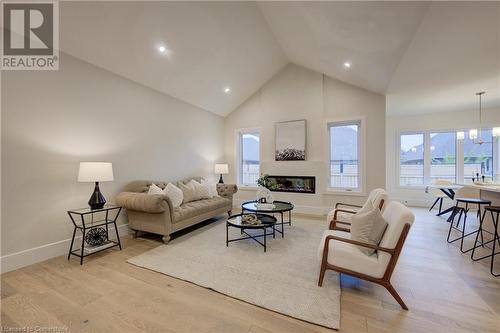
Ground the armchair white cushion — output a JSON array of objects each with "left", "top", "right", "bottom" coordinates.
[{"left": 318, "top": 230, "right": 386, "bottom": 278}]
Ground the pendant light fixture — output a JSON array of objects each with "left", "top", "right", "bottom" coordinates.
[{"left": 468, "top": 92, "right": 499, "bottom": 145}]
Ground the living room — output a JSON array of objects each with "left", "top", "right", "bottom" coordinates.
[{"left": 1, "top": 1, "right": 500, "bottom": 332}]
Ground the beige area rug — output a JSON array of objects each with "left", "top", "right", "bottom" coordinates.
[{"left": 127, "top": 217, "right": 341, "bottom": 329}]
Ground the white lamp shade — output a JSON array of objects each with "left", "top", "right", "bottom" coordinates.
[
  {"left": 78, "top": 162, "right": 114, "bottom": 182},
  {"left": 214, "top": 163, "right": 229, "bottom": 174}
]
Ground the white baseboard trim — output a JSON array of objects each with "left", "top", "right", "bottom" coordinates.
[
  {"left": 234, "top": 199, "right": 328, "bottom": 217},
  {"left": 0, "top": 224, "right": 130, "bottom": 273}
]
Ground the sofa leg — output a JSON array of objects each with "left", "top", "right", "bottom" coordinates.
[
  {"left": 130, "top": 230, "right": 138, "bottom": 238},
  {"left": 162, "top": 235, "right": 171, "bottom": 244}
]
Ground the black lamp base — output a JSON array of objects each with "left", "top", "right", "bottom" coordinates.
[
  {"left": 88, "top": 182, "right": 106, "bottom": 209},
  {"left": 218, "top": 174, "right": 224, "bottom": 184}
]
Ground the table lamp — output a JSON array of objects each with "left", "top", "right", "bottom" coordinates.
[
  {"left": 78, "top": 162, "right": 114, "bottom": 209},
  {"left": 214, "top": 163, "right": 229, "bottom": 184}
]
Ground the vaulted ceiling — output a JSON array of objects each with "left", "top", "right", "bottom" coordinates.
[{"left": 60, "top": 1, "right": 499, "bottom": 117}]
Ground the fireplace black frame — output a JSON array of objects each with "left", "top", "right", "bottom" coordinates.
[{"left": 266, "top": 175, "right": 316, "bottom": 194}]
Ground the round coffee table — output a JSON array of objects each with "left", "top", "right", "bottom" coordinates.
[
  {"left": 226, "top": 213, "right": 277, "bottom": 252},
  {"left": 241, "top": 201, "right": 294, "bottom": 238}
]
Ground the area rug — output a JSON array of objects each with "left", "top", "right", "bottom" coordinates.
[{"left": 127, "top": 218, "right": 341, "bottom": 329}]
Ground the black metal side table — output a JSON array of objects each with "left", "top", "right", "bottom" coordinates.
[{"left": 67, "top": 205, "right": 122, "bottom": 265}]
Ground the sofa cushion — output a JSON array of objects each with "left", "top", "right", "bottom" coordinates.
[
  {"left": 192, "top": 180, "right": 211, "bottom": 199},
  {"left": 173, "top": 197, "right": 231, "bottom": 222},
  {"left": 147, "top": 183, "right": 164, "bottom": 195},
  {"left": 178, "top": 181, "right": 198, "bottom": 203},
  {"left": 165, "top": 183, "right": 183, "bottom": 208}
]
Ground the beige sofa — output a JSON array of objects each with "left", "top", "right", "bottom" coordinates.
[{"left": 116, "top": 177, "right": 237, "bottom": 243}]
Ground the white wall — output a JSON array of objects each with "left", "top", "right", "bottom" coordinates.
[
  {"left": 386, "top": 108, "right": 500, "bottom": 206},
  {"left": 224, "top": 64, "right": 386, "bottom": 215},
  {"left": 1, "top": 53, "right": 224, "bottom": 272}
]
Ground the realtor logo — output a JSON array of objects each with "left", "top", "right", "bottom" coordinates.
[{"left": 1, "top": 1, "right": 59, "bottom": 70}]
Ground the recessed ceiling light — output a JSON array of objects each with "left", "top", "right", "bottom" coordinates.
[
  {"left": 224, "top": 87, "right": 231, "bottom": 94},
  {"left": 343, "top": 61, "right": 351, "bottom": 69},
  {"left": 158, "top": 45, "right": 166, "bottom": 53}
]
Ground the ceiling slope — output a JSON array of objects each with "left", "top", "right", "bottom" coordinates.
[
  {"left": 60, "top": 1, "right": 288, "bottom": 116},
  {"left": 257, "top": 1, "right": 429, "bottom": 94},
  {"left": 387, "top": 2, "right": 500, "bottom": 116}
]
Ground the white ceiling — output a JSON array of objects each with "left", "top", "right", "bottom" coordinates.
[
  {"left": 60, "top": 2, "right": 287, "bottom": 116},
  {"left": 387, "top": 2, "right": 500, "bottom": 116},
  {"left": 59, "top": 1, "right": 500, "bottom": 117},
  {"left": 258, "top": 1, "right": 429, "bottom": 94}
]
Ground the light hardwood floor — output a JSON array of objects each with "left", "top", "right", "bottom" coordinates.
[{"left": 2, "top": 208, "right": 500, "bottom": 332}]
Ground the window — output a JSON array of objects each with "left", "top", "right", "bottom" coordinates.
[
  {"left": 328, "top": 121, "right": 362, "bottom": 191},
  {"left": 463, "top": 129, "right": 493, "bottom": 183},
  {"left": 430, "top": 132, "right": 456, "bottom": 182},
  {"left": 398, "top": 128, "right": 497, "bottom": 186},
  {"left": 400, "top": 133, "right": 424, "bottom": 186},
  {"left": 237, "top": 130, "right": 260, "bottom": 186}
]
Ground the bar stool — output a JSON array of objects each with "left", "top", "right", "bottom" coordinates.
[
  {"left": 447, "top": 197, "right": 491, "bottom": 253},
  {"left": 471, "top": 206, "right": 500, "bottom": 277}
]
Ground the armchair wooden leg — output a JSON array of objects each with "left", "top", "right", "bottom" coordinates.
[
  {"left": 318, "top": 263, "right": 327, "bottom": 287},
  {"left": 384, "top": 283, "right": 408, "bottom": 310}
]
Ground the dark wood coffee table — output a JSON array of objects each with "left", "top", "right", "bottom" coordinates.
[
  {"left": 241, "top": 200, "right": 294, "bottom": 237},
  {"left": 226, "top": 213, "right": 277, "bottom": 252}
]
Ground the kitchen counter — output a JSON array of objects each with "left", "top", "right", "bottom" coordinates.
[{"left": 464, "top": 183, "right": 500, "bottom": 194}]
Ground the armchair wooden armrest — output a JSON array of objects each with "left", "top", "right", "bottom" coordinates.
[
  {"left": 322, "top": 235, "right": 395, "bottom": 255},
  {"left": 333, "top": 209, "right": 356, "bottom": 219},
  {"left": 335, "top": 202, "right": 363, "bottom": 209},
  {"left": 329, "top": 209, "right": 356, "bottom": 230}
]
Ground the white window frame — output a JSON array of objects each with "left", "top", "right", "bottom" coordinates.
[
  {"left": 235, "top": 127, "right": 261, "bottom": 188},
  {"left": 397, "top": 131, "right": 425, "bottom": 188},
  {"left": 397, "top": 127, "right": 496, "bottom": 188},
  {"left": 326, "top": 117, "right": 365, "bottom": 195}
]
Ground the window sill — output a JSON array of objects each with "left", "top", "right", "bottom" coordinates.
[
  {"left": 238, "top": 185, "right": 259, "bottom": 191},
  {"left": 324, "top": 189, "right": 366, "bottom": 197},
  {"left": 398, "top": 185, "right": 426, "bottom": 190}
]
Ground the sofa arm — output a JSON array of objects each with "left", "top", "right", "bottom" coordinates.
[
  {"left": 217, "top": 184, "right": 238, "bottom": 201},
  {"left": 116, "top": 192, "right": 173, "bottom": 214}
]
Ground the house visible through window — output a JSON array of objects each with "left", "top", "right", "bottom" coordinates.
[
  {"left": 238, "top": 130, "right": 260, "bottom": 186},
  {"left": 400, "top": 133, "right": 424, "bottom": 186},
  {"left": 399, "top": 128, "right": 497, "bottom": 186},
  {"left": 328, "top": 121, "right": 361, "bottom": 191},
  {"left": 430, "top": 131, "right": 456, "bottom": 183},
  {"left": 463, "top": 129, "right": 493, "bottom": 183}
]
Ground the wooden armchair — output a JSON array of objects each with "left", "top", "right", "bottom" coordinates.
[
  {"left": 327, "top": 188, "right": 388, "bottom": 231},
  {"left": 318, "top": 201, "right": 414, "bottom": 310}
]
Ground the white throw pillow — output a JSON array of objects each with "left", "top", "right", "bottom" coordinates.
[
  {"left": 178, "top": 181, "right": 198, "bottom": 203},
  {"left": 147, "top": 183, "right": 164, "bottom": 195},
  {"left": 191, "top": 180, "right": 211, "bottom": 200},
  {"left": 201, "top": 179, "right": 217, "bottom": 198},
  {"left": 164, "top": 183, "right": 183, "bottom": 208},
  {"left": 350, "top": 204, "right": 388, "bottom": 256}
]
